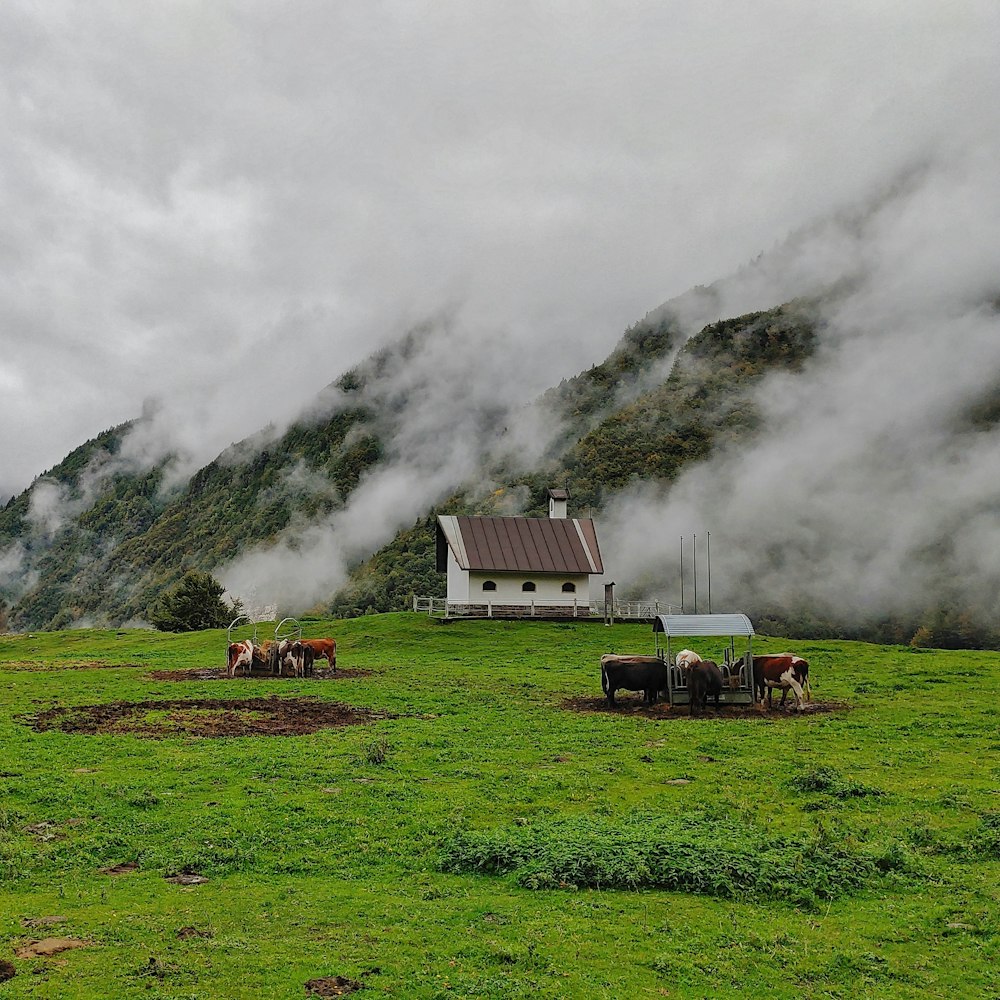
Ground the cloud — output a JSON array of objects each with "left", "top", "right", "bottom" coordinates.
[
  {"left": 4, "top": 0, "right": 997, "bottom": 504},
  {"left": 600, "top": 139, "right": 1000, "bottom": 623},
  {"left": 4, "top": 0, "right": 999, "bottom": 628},
  {"left": 216, "top": 311, "right": 557, "bottom": 609}
]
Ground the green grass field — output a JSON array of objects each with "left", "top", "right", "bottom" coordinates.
[{"left": 0, "top": 613, "right": 998, "bottom": 998}]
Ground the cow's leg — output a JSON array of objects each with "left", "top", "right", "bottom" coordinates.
[
  {"left": 787, "top": 677, "right": 804, "bottom": 710},
  {"left": 778, "top": 669, "right": 804, "bottom": 710}
]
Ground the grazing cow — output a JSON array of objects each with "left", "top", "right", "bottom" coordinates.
[
  {"left": 301, "top": 638, "right": 336, "bottom": 672},
  {"left": 288, "top": 640, "right": 315, "bottom": 679},
  {"left": 600, "top": 654, "right": 667, "bottom": 705},
  {"left": 227, "top": 639, "right": 256, "bottom": 678},
  {"left": 271, "top": 639, "right": 296, "bottom": 676},
  {"left": 751, "top": 654, "right": 812, "bottom": 710},
  {"left": 687, "top": 659, "right": 724, "bottom": 716}
]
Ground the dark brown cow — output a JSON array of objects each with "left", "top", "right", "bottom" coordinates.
[
  {"left": 600, "top": 654, "right": 667, "bottom": 705},
  {"left": 687, "top": 659, "right": 724, "bottom": 716},
  {"left": 751, "top": 654, "right": 811, "bottom": 710},
  {"left": 267, "top": 640, "right": 284, "bottom": 675}
]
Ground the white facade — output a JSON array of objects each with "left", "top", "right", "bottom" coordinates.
[
  {"left": 445, "top": 552, "right": 590, "bottom": 604},
  {"left": 470, "top": 570, "right": 591, "bottom": 604},
  {"left": 446, "top": 548, "right": 470, "bottom": 602}
]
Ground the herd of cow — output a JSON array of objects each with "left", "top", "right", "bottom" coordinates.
[
  {"left": 227, "top": 633, "right": 812, "bottom": 714},
  {"left": 226, "top": 637, "right": 337, "bottom": 678},
  {"left": 600, "top": 648, "right": 812, "bottom": 714}
]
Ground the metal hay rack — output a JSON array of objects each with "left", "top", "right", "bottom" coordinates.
[{"left": 652, "top": 613, "right": 756, "bottom": 706}]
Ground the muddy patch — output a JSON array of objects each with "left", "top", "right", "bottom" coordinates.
[
  {"left": 147, "top": 666, "right": 375, "bottom": 682},
  {"left": 176, "top": 927, "right": 213, "bottom": 940},
  {"left": 563, "top": 695, "right": 851, "bottom": 720},
  {"left": 306, "top": 975, "right": 365, "bottom": 997},
  {"left": 25, "top": 697, "right": 388, "bottom": 738},
  {"left": 101, "top": 861, "right": 139, "bottom": 875},
  {"left": 0, "top": 660, "right": 144, "bottom": 672},
  {"left": 15, "top": 938, "right": 88, "bottom": 959}
]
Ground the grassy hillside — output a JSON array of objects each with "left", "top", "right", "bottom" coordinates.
[{"left": 0, "top": 615, "right": 998, "bottom": 997}]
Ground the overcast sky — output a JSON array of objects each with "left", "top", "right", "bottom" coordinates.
[{"left": 2, "top": 1, "right": 996, "bottom": 504}]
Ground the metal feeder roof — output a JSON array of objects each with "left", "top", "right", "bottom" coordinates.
[{"left": 652, "top": 613, "right": 755, "bottom": 637}]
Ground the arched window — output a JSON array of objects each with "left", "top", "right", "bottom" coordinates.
[
  {"left": 521, "top": 581, "right": 536, "bottom": 593},
  {"left": 561, "top": 581, "right": 576, "bottom": 593},
  {"left": 482, "top": 580, "right": 497, "bottom": 592}
]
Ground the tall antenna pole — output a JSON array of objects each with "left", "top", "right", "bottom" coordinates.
[
  {"left": 679, "top": 536, "right": 684, "bottom": 613},
  {"left": 693, "top": 533, "right": 698, "bottom": 614},
  {"left": 707, "top": 531, "right": 712, "bottom": 614}
]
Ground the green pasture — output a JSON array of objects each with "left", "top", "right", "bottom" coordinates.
[{"left": 0, "top": 614, "right": 998, "bottom": 998}]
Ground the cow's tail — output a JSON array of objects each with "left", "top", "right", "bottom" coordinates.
[
  {"left": 601, "top": 660, "right": 609, "bottom": 694},
  {"left": 803, "top": 667, "right": 813, "bottom": 702}
]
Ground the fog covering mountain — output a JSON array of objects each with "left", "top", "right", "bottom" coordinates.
[{"left": 2, "top": 166, "right": 1000, "bottom": 648}]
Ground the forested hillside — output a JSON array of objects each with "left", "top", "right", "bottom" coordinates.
[
  {"left": 3, "top": 291, "right": 996, "bottom": 651},
  {"left": 0, "top": 368, "right": 384, "bottom": 629},
  {"left": 327, "top": 302, "right": 819, "bottom": 616}
]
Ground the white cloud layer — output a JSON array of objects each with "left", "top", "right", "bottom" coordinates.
[
  {"left": 600, "top": 144, "right": 1000, "bottom": 621},
  {"left": 4, "top": 0, "right": 996, "bottom": 504}
]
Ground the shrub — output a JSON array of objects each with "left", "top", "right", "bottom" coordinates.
[
  {"left": 789, "top": 767, "right": 884, "bottom": 799},
  {"left": 440, "top": 812, "right": 898, "bottom": 903}
]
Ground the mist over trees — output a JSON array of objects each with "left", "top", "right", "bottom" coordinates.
[{"left": 1, "top": 285, "right": 998, "bottom": 652}]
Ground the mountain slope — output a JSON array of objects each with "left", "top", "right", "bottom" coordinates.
[{"left": 326, "top": 301, "right": 820, "bottom": 616}]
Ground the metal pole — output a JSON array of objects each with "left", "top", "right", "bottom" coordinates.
[
  {"left": 707, "top": 531, "right": 712, "bottom": 614},
  {"left": 693, "top": 533, "right": 698, "bottom": 615},
  {"left": 679, "top": 537, "right": 684, "bottom": 613}
]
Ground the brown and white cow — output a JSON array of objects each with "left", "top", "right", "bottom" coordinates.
[
  {"left": 288, "top": 640, "right": 315, "bottom": 678},
  {"left": 301, "top": 638, "right": 336, "bottom": 672},
  {"left": 272, "top": 639, "right": 296, "bottom": 676},
  {"left": 751, "top": 654, "right": 812, "bottom": 710},
  {"left": 227, "top": 639, "right": 256, "bottom": 678}
]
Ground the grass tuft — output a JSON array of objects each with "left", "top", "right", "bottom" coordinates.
[{"left": 789, "top": 766, "right": 884, "bottom": 799}]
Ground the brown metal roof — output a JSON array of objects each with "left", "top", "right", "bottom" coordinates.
[{"left": 438, "top": 515, "right": 603, "bottom": 574}]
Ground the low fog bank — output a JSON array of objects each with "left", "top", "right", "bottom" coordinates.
[
  {"left": 217, "top": 313, "right": 562, "bottom": 610},
  {"left": 601, "top": 144, "right": 1000, "bottom": 628}
]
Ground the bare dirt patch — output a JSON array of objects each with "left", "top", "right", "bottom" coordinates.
[
  {"left": 165, "top": 872, "right": 209, "bottom": 885},
  {"left": 25, "top": 697, "right": 388, "bottom": 739},
  {"left": 101, "top": 861, "right": 139, "bottom": 875},
  {"left": 147, "top": 666, "right": 375, "bottom": 682},
  {"left": 176, "top": 927, "right": 213, "bottom": 940},
  {"left": 562, "top": 695, "right": 851, "bottom": 720},
  {"left": 0, "top": 660, "right": 144, "bottom": 672},
  {"left": 15, "top": 938, "right": 88, "bottom": 959},
  {"left": 305, "top": 975, "right": 365, "bottom": 996}
]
